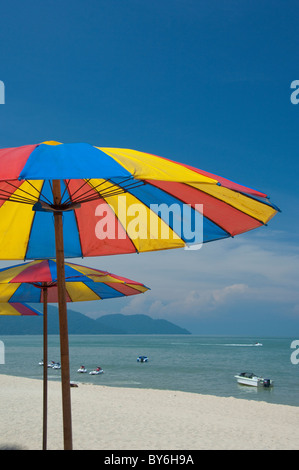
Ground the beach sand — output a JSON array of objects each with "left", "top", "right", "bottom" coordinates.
[{"left": 0, "top": 374, "right": 298, "bottom": 450}]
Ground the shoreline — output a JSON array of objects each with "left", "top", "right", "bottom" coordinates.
[
  {"left": 25, "top": 379, "right": 299, "bottom": 409},
  {"left": 1, "top": 374, "right": 299, "bottom": 450},
  {"left": 2, "top": 369, "right": 299, "bottom": 409}
]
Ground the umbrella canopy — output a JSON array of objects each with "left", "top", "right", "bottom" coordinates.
[
  {"left": 0, "top": 302, "right": 41, "bottom": 315},
  {"left": 0, "top": 141, "right": 279, "bottom": 259},
  {"left": 0, "top": 259, "right": 149, "bottom": 302}
]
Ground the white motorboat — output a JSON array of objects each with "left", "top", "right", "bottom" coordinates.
[
  {"left": 89, "top": 367, "right": 103, "bottom": 375},
  {"left": 235, "top": 372, "right": 273, "bottom": 387},
  {"left": 77, "top": 366, "right": 87, "bottom": 373},
  {"left": 254, "top": 342, "right": 263, "bottom": 346}
]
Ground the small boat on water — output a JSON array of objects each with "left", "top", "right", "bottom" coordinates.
[
  {"left": 77, "top": 366, "right": 87, "bottom": 373},
  {"left": 137, "top": 355, "right": 148, "bottom": 362},
  {"left": 235, "top": 372, "right": 273, "bottom": 387},
  {"left": 254, "top": 342, "right": 263, "bottom": 346},
  {"left": 89, "top": 367, "right": 103, "bottom": 375},
  {"left": 47, "top": 361, "right": 61, "bottom": 369}
]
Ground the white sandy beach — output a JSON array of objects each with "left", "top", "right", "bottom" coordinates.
[{"left": 0, "top": 374, "right": 299, "bottom": 450}]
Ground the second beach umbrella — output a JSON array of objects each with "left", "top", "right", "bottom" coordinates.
[
  {"left": 0, "top": 302, "right": 41, "bottom": 316},
  {"left": 0, "top": 259, "right": 149, "bottom": 449}
]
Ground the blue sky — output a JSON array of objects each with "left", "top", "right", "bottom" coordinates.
[{"left": 0, "top": 0, "right": 298, "bottom": 335}]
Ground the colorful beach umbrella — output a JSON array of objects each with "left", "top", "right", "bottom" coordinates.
[
  {"left": 0, "top": 259, "right": 149, "bottom": 302},
  {"left": 0, "top": 141, "right": 279, "bottom": 449},
  {"left": 0, "top": 141, "right": 278, "bottom": 259},
  {"left": 0, "top": 302, "right": 41, "bottom": 316},
  {"left": 0, "top": 258, "right": 149, "bottom": 450}
]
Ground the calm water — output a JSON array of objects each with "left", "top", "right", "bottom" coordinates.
[{"left": 1, "top": 335, "right": 299, "bottom": 407}]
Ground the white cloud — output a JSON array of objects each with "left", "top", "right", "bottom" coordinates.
[
  {"left": 211, "top": 283, "right": 248, "bottom": 304},
  {"left": 112, "top": 233, "right": 299, "bottom": 321},
  {"left": 54, "top": 228, "right": 299, "bottom": 327}
]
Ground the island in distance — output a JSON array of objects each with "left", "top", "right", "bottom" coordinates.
[{"left": 0, "top": 308, "right": 191, "bottom": 335}]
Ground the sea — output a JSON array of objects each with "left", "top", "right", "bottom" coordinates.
[{"left": 1, "top": 334, "right": 299, "bottom": 407}]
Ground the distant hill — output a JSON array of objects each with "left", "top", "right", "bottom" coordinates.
[
  {"left": 96, "top": 314, "right": 190, "bottom": 335},
  {"left": 0, "top": 306, "right": 191, "bottom": 335}
]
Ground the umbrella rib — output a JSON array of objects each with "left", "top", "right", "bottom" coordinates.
[
  {"left": 62, "top": 178, "right": 99, "bottom": 205},
  {"left": 62, "top": 179, "right": 92, "bottom": 205},
  {"left": 60, "top": 180, "right": 71, "bottom": 204},
  {"left": 63, "top": 178, "right": 145, "bottom": 206},
  {"left": 71, "top": 182, "right": 144, "bottom": 204},
  {"left": 74, "top": 178, "right": 118, "bottom": 202},
  {"left": 0, "top": 177, "right": 146, "bottom": 208},
  {"left": 0, "top": 182, "right": 39, "bottom": 204},
  {"left": 87, "top": 178, "right": 120, "bottom": 198},
  {"left": 0, "top": 193, "right": 37, "bottom": 205},
  {"left": 7, "top": 181, "right": 40, "bottom": 202},
  {"left": 0, "top": 193, "right": 34, "bottom": 204},
  {"left": 85, "top": 177, "right": 146, "bottom": 199},
  {"left": 40, "top": 180, "right": 55, "bottom": 205},
  {"left": 57, "top": 178, "right": 105, "bottom": 206},
  {"left": 27, "top": 180, "right": 52, "bottom": 203},
  {"left": 0, "top": 180, "right": 53, "bottom": 206},
  {"left": 31, "top": 180, "right": 59, "bottom": 206}
]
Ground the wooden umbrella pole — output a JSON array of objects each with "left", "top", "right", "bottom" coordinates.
[
  {"left": 42, "top": 284, "right": 48, "bottom": 451},
  {"left": 52, "top": 179, "right": 73, "bottom": 450}
]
